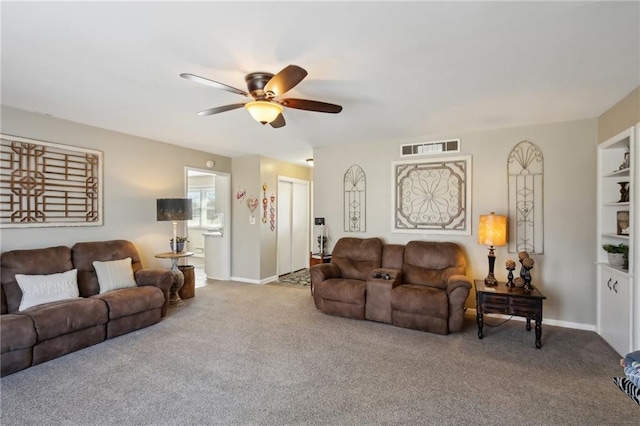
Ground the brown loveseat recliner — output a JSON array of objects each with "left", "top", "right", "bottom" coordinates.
[
  {"left": 1, "top": 240, "right": 173, "bottom": 377},
  {"left": 311, "top": 237, "right": 472, "bottom": 335}
]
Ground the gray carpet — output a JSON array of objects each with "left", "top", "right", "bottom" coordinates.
[{"left": 1, "top": 280, "right": 638, "bottom": 425}]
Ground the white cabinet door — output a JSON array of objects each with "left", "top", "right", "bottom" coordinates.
[{"left": 598, "top": 266, "right": 632, "bottom": 356}]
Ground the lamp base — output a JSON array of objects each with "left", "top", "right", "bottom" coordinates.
[{"left": 484, "top": 273, "right": 498, "bottom": 286}]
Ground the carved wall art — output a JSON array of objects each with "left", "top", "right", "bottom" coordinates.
[
  {"left": 344, "top": 164, "right": 366, "bottom": 232},
  {"left": 392, "top": 156, "right": 472, "bottom": 234},
  {"left": 0, "top": 134, "right": 103, "bottom": 228},
  {"left": 507, "top": 140, "right": 544, "bottom": 253}
]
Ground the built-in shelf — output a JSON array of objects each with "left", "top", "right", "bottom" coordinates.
[
  {"left": 604, "top": 168, "right": 630, "bottom": 178},
  {"left": 604, "top": 201, "right": 629, "bottom": 207}
]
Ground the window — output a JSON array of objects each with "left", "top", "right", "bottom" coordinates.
[{"left": 188, "top": 189, "right": 216, "bottom": 228}]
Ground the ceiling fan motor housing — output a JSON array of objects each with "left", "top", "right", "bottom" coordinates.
[{"left": 245, "top": 72, "right": 275, "bottom": 99}]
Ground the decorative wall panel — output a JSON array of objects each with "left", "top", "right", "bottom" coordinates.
[
  {"left": 392, "top": 156, "right": 471, "bottom": 235},
  {"left": 344, "top": 164, "right": 366, "bottom": 232},
  {"left": 507, "top": 140, "right": 544, "bottom": 253},
  {"left": 0, "top": 134, "right": 103, "bottom": 228}
]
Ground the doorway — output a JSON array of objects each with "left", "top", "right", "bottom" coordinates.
[
  {"left": 277, "top": 177, "right": 309, "bottom": 276},
  {"left": 185, "top": 168, "right": 231, "bottom": 282}
]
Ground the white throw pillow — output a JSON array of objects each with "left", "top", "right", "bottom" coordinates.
[
  {"left": 93, "top": 257, "right": 137, "bottom": 294},
  {"left": 15, "top": 269, "right": 80, "bottom": 311}
]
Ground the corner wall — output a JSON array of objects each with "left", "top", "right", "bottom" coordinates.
[
  {"left": 313, "top": 119, "right": 598, "bottom": 328},
  {"left": 0, "top": 105, "right": 231, "bottom": 269}
]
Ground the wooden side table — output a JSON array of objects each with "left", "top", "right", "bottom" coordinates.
[
  {"left": 310, "top": 253, "right": 331, "bottom": 267},
  {"left": 475, "top": 279, "right": 547, "bottom": 349},
  {"left": 155, "top": 251, "right": 193, "bottom": 307}
]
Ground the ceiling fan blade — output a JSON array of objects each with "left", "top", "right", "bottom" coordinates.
[
  {"left": 197, "top": 103, "right": 246, "bottom": 116},
  {"left": 264, "top": 65, "right": 307, "bottom": 97},
  {"left": 180, "top": 73, "right": 249, "bottom": 97},
  {"left": 270, "top": 113, "right": 286, "bottom": 128},
  {"left": 279, "top": 98, "right": 343, "bottom": 113}
]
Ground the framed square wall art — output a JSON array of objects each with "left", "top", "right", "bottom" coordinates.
[
  {"left": 0, "top": 134, "right": 103, "bottom": 228},
  {"left": 391, "top": 155, "right": 472, "bottom": 235}
]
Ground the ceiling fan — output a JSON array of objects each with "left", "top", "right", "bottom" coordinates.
[{"left": 180, "top": 65, "right": 342, "bottom": 128}]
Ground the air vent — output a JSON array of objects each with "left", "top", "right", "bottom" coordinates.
[{"left": 400, "top": 139, "right": 460, "bottom": 156}]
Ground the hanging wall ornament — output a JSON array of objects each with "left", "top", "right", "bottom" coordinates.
[
  {"left": 235, "top": 187, "right": 247, "bottom": 202},
  {"left": 508, "top": 140, "right": 544, "bottom": 254},
  {"left": 343, "top": 164, "right": 366, "bottom": 232},
  {"left": 269, "top": 193, "right": 276, "bottom": 231},
  {"left": 262, "top": 183, "right": 268, "bottom": 223},
  {"left": 246, "top": 197, "right": 259, "bottom": 212}
]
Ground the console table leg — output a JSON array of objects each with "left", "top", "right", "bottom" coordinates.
[
  {"left": 477, "top": 312, "right": 484, "bottom": 339},
  {"left": 526, "top": 318, "right": 531, "bottom": 331},
  {"left": 535, "top": 321, "right": 542, "bottom": 349}
]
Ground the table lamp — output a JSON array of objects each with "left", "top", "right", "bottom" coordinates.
[
  {"left": 156, "top": 198, "right": 193, "bottom": 253},
  {"left": 478, "top": 212, "right": 507, "bottom": 286}
]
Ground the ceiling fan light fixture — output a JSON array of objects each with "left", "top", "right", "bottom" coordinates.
[{"left": 245, "top": 101, "right": 283, "bottom": 124}]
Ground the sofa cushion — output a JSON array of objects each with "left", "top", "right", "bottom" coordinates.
[
  {"left": 93, "top": 286, "right": 164, "bottom": 320},
  {"left": 15, "top": 269, "right": 79, "bottom": 311},
  {"left": 24, "top": 298, "right": 108, "bottom": 342},
  {"left": 0, "top": 314, "right": 36, "bottom": 353},
  {"left": 331, "top": 237, "right": 382, "bottom": 281},
  {"left": 93, "top": 257, "right": 137, "bottom": 294},
  {"left": 402, "top": 241, "right": 466, "bottom": 290},
  {"left": 1, "top": 246, "right": 74, "bottom": 314},
  {"left": 318, "top": 278, "right": 366, "bottom": 304},
  {"left": 72, "top": 240, "right": 144, "bottom": 297},
  {"left": 391, "top": 284, "right": 448, "bottom": 319}
]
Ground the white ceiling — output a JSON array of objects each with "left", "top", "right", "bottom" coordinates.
[{"left": 2, "top": 1, "right": 639, "bottom": 166}]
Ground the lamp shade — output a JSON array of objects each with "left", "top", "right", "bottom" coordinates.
[
  {"left": 478, "top": 212, "right": 507, "bottom": 246},
  {"left": 245, "top": 101, "right": 283, "bottom": 124},
  {"left": 156, "top": 198, "right": 193, "bottom": 221}
]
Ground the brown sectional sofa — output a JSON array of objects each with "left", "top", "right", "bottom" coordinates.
[
  {"left": 311, "top": 237, "right": 472, "bottom": 335},
  {"left": 1, "top": 240, "right": 173, "bottom": 377}
]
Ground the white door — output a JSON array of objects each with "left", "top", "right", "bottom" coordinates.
[
  {"left": 277, "top": 181, "right": 293, "bottom": 275},
  {"left": 291, "top": 182, "right": 308, "bottom": 271},
  {"left": 277, "top": 177, "right": 309, "bottom": 275}
]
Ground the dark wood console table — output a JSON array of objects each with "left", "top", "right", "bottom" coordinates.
[{"left": 475, "top": 279, "right": 547, "bottom": 349}]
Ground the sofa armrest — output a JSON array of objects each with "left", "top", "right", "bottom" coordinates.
[
  {"left": 446, "top": 274, "right": 472, "bottom": 294},
  {"left": 134, "top": 269, "right": 174, "bottom": 317},
  {"left": 310, "top": 263, "right": 341, "bottom": 283},
  {"left": 446, "top": 274, "right": 472, "bottom": 332}
]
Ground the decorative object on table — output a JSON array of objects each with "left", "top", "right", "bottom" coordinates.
[
  {"left": 521, "top": 256, "right": 535, "bottom": 290},
  {"left": 508, "top": 140, "right": 544, "bottom": 254},
  {"left": 169, "top": 236, "right": 189, "bottom": 253},
  {"left": 505, "top": 259, "right": 516, "bottom": 287},
  {"left": 513, "top": 276, "right": 526, "bottom": 288},
  {"left": 617, "top": 211, "right": 630, "bottom": 235},
  {"left": 262, "top": 183, "right": 268, "bottom": 223},
  {"left": 602, "top": 243, "right": 629, "bottom": 268},
  {"left": 157, "top": 198, "right": 193, "bottom": 254},
  {"left": 392, "top": 156, "right": 471, "bottom": 235},
  {"left": 617, "top": 182, "right": 630, "bottom": 203},
  {"left": 343, "top": 164, "right": 366, "bottom": 232},
  {"left": 317, "top": 235, "right": 329, "bottom": 254},
  {"left": 0, "top": 134, "right": 103, "bottom": 228},
  {"left": 477, "top": 212, "right": 507, "bottom": 286}
]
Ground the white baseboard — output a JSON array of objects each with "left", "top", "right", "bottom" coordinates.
[
  {"left": 230, "top": 275, "right": 278, "bottom": 285},
  {"left": 466, "top": 308, "right": 596, "bottom": 332}
]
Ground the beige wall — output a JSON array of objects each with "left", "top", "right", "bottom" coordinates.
[
  {"left": 0, "top": 105, "right": 231, "bottom": 269},
  {"left": 598, "top": 86, "right": 640, "bottom": 142},
  {"left": 313, "top": 119, "right": 598, "bottom": 328},
  {"left": 231, "top": 155, "right": 311, "bottom": 282}
]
